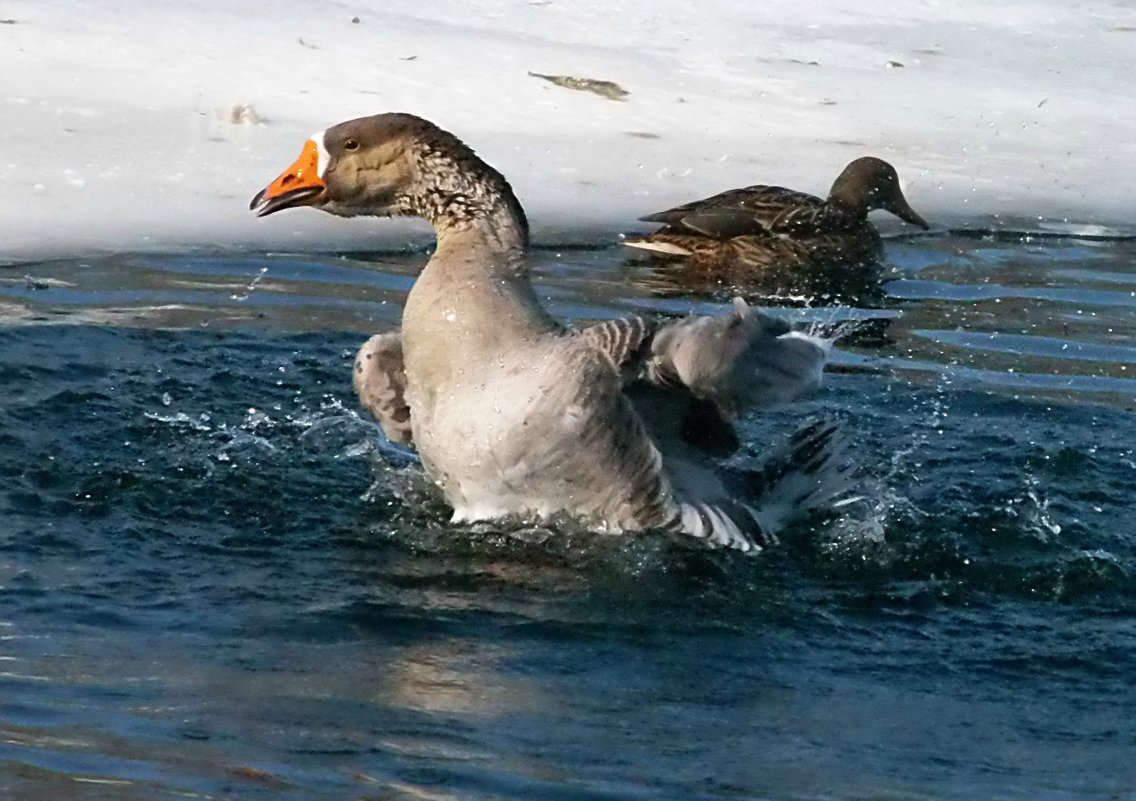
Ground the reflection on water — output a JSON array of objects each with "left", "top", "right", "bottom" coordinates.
[
  {"left": 381, "top": 640, "right": 540, "bottom": 717},
  {"left": 1, "top": 232, "right": 1135, "bottom": 800},
  {"left": 625, "top": 248, "right": 887, "bottom": 308}
]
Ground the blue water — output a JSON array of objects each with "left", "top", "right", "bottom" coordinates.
[{"left": 1, "top": 234, "right": 1134, "bottom": 800}]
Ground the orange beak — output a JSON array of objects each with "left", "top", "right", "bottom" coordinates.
[{"left": 250, "top": 139, "right": 327, "bottom": 217}]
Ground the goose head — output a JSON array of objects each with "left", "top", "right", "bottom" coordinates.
[
  {"left": 250, "top": 113, "right": 529, "bottom": 246},
  {"left": 828, "top": 156, "right": 929, "bottom": 230},
  {"left": 251, "top": 114, "right": 436, "bottom": 219}
]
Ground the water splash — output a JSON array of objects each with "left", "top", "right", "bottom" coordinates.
[{"left": 230, "top": 266, "right": 268, "bottom": 301}]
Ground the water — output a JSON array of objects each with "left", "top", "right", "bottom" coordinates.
[{"left": 1, "top": 233, "right": 1134, "bottom": 800}]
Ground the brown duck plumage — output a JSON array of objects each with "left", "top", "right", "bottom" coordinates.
[{"left": 624, "top": 156, "right": 930, "bottom": 270}]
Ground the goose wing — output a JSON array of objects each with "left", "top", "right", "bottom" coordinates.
[
  {"left": 353, "top": 332, "right": 413, "bottom": 447},
  {"left": 355, "top": 302, "right": 827, "bottom": 454},
  {"left": 581, "top": 299, "right": 827, "bottom": 426},
  {"left": 563, "top": 332, "right": 851, "bottom": 553}
]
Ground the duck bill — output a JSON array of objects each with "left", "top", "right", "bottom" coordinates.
[
  {"left": 250, "top": 139, "right": 327, "bottom": 217},
  {"left": 889, "top": 195, "right": 930, "bottom": 230}
]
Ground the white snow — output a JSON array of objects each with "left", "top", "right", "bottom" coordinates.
[{"left": 1, "top": 0, "right": 1134, "bottom": 260}]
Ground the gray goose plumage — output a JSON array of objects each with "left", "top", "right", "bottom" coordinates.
[{"left": 251, "top": 113, "right": 853, "bottom": 552}]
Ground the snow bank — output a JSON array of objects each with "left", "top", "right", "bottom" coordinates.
[{"left": 1, "top": 0, "right": 1133, "bottom": 260}]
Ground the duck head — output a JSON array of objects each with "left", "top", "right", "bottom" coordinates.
[
  {"left": 250, "top": 113, "right": 529, "bottom": 248},
  {"left": 828, "top": 156, "right": 929, "bottom": 229}
]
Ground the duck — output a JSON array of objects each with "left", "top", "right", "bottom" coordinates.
[
  {"left": 250, "top": 113, "right": 854, "bottom": 553},
  {"left": 623, "top": 156, "right": 930, "bottom": 271}
]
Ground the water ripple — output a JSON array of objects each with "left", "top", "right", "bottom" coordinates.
[{"left": 1, "top": 235, "right": 1135, "bottom": 799}]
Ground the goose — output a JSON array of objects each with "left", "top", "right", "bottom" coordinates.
[
  {"left": 624, "top": 156, "right": 929, "bottom": 270},
  {"left": 251, "top": 113, "right": 853, "bottom": 552}
]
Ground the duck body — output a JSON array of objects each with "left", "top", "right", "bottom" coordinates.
[
  {"left": 252, "top": 113, "right": 853, "bottom": 552},
  {"left": 625, "top": 157, "right": 928, "bottom": 271}
]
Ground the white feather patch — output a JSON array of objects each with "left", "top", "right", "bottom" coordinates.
[{"left": 311, "top": 129, "right": 330, "bottom": 177}]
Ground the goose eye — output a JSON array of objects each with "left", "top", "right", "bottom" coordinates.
[{"left": 344, "top": 139, "right": 360, "bottom": 151}]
